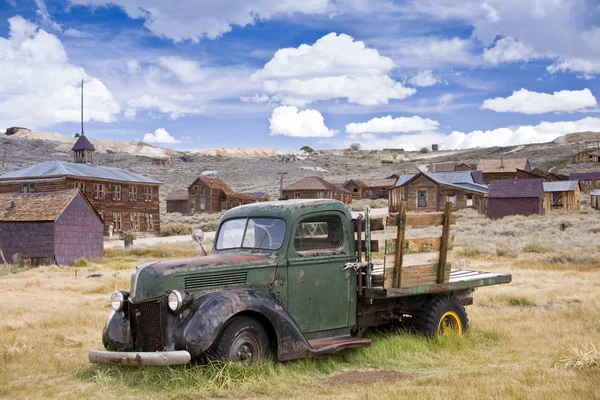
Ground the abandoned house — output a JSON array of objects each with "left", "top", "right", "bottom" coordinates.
[
  {"left": 249, "top": 192, "right": 271, "bottom": 202},
  {"left": 574, "top": 150, "right": 600, "bottom": 164},
  {"left": 591, "top": 189, "right": 600, "bottom": 210},
  {"left": 0, "top": 134, "right": 161, "bottom": 235},
  {"left": 152, "top": 156, "right": 172, "bottom": 166},
  {"left": 426, "top": 162, "right": 476, "bottom": 173},
  {"left": 281, "top": 177, "right": 352, "bottom": 204},
  {"left": 478, "top": 157, "right": 531, "bottom": 184},
  {"left": 569, "top": 172, "right": 600, "bottom": 194},
  {"left": 517, "top": 168, "right": 568, "bottom": 181},
  {"left": 486, "top": 178, "right": 544, "bottom": 219},
  {"left": 388, "top": 171, "right": 488, "bottom": 213},
  {"left": 543, "top": 181, "right": 581, "bottom": 212},
  {"left": 340, "top": 178, "right": 396, "bottom": 200},
  {"left": 165, "top": 189, "right": 190, "bottom": 214},
  {"left": 188, "top": 177, "right": 257, "bottom": 214},
  {"left": 0, "top": 189, "right": 103, "bottom": 266}
]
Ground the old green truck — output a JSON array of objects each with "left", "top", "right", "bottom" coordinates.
[{"left": 89, "top": 199, "right": 511, "bottom": 366}]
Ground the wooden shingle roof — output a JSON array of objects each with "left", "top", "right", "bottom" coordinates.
[
  {"left": 282, "top": 176, "right": 339, "bottom": 192},
  {"left": 165, "top": 189, "right": 189, "bottom": 201},
  {"left": 71, "top": 134, "right": 95, "bottom": 151},
  {"left": 478, "top": 158, "right": 529, "bottom": 173},
  {"left": 190, "top": 177, "right": 234, "bottom": 193},
  {"left": 0, "top": 189, "right": 100, "bottom": 222}
]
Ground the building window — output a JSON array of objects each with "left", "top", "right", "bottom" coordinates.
[
  {"left": 317, "top": 191, "right": 325, "bottom": 199},
  {"left": 145, "top": 214, "right": 154, "bottom": 232},
  {"left": 144, "top": 187, "right": 153, "bottom": 202},
  {"left": 21, "top": 182, "right": 35, "bottom": 193},
  {"left": 129, "top": 186, "right": 137, "bottom": 201},
  {"left": 200, "top": 196, "right": 206, "bottom": 210},
  {"left": 130, "top": 213, "right": 139, "bottom": 231},
  {"left": 466, "top": 195, "right": 473, "bottom": 207},
  {"left": 294, "top": 192, "right": 301, "bottom": 199},
  {"left": 418, "top": 191, "right": 427, "bottom": 207},
  {"left": 113, "top": 212, "right": 122, "bottom": 231},
  {"left": 353, "top": 188, "right": 358, "bottom": 193},
  {"left": 447, "top": 195, "right": 457, "bottom": 207},
  {"left": 93, "top": 183, "right": 104, "bottom": 200},
  {"left": 99, "top": 211, "right": 104, "bottom": 222},
  {"left": 112, "top": 185, "right": 121, "bottom": 201},
  {"left": 74, "top": 182, "right": 85, "bottom": 192}
]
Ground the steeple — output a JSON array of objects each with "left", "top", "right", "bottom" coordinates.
[{"left": 72, "top": 78, "right": 95, "bottom": 164}]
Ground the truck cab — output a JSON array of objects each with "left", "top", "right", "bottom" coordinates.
[{"left": 90, "top": 199, "right": 510, "bottom": 366}]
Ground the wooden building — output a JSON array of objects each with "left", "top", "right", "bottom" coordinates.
[
  {"left": 341, "top": 177, "right": 396, "bottom": 200},
  {"left": 542, "top": 181, "right": 580, "bottom": 212},
  {"left": 389, "top": 171, "right": 487, "bottom": 213},
  {"left": 0, "top": 136, "right": 161, "bottom": 235},
  {"left": 426, "top": 162, "right": 476, "bottom": 173},
  {"left": 569, "top": 172, "right": 600, "bottom": 194},
  {"left": 591, "top": 189, "right": 600, "bottom": 210},
  {"left": 165, "top": 189, "right": 190, "bottom": 214},
  {"left": 487, "top": 179, "right": 544, "bottom": 219},
  {"left": 152, "top": 156, "right": 172, "bottom": 166},
  {"left": 342, "top": 179, "right": 368, "bottom": 199},
  {"left": 517, "top": 168, "right": 567, "bottom": 181},
  {"left": 188, "top": 177, "right": 256, "bottom": 214},
  {"left": 574, "top": 150, "right": 600, "bottom": 164},
  {"left": 0, "top": 189, "right": 103, "bottom": 266},
  {"left": 281, "top": 177, "right": 352, "bottom": 204},
  {"left": 249, "top": 192, "right": 271, "bottom": 202},
  {"left": 478, "top": 158, "right": 530, "bottom": 184}
]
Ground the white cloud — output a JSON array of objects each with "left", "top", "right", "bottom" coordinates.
[
  {"left": 63, "top": 28, "right": 90, "bottom": 38},
  {"left": 483, "top": 37, "right": 537, "bottom": 65},
  {"left": 547, "top": 58, "right": 600, "bottom": 76},
  {"left": 482, "top": 88, "right": 597, "bottom": 114},
  {"left": 269, "top": 105, "right": 337, "bottom": 137},
  {"left": 338, "top": 117, "right": 600, "bottom": 151},
  {"left": 143, "top": 127, "right": 180, "bottom": 143},
  {"left": 0, "top": 16, "right": 120, "bottom": 129},
  {"left": 70, "top": 0, "right": 332, "bottom": 41},
  {"left": 252, "top": 33, "right": 416, "bottom": 106},
  {"left": 35, "top": 0, "right": 63, "bottom": 32},
  {"left": 158, "top": 56, "right": 205, "bottom": 83},
  {"left": 127, "top": 94, "right": 203, "bottom": 119},
  {"left": 345, "top": 115, "right": 439, "bottom": 134},
  {"left": 408, "top": 70, "right": 443, "bottom": 87},
  {"left": 240, "top": 94, "right": 270, "bottom": 103}
]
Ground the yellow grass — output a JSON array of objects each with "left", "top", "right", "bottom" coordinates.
[{"left": 1, "top": 211, "right": 600, "bottom": 399}]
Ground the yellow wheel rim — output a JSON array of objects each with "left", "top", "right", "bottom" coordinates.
[{"left": 437, "top": 311, "right": 463, "bottom": 336}]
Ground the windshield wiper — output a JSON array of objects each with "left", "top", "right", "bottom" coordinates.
[{"left": 251, "top": 231, "right": 269, "bottom": 253}]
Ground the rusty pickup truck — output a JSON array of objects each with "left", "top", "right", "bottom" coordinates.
[{"left": 89, "top": 199, "right": 511, "bottom": 366}]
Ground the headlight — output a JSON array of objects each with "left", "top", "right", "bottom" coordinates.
[
  {"left": 168, "top": 290, "right": 183, "bottom": 312},
  {"left": 111, "top": 290, "right": 128, "bottom": 312}
]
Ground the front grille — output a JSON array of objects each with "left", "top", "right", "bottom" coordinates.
[
  {"left": 184, "top": 271, "right": 248, "bottom": 290},
  {"left": 129, "top": 298, "right": 164, "bottom": 352}
]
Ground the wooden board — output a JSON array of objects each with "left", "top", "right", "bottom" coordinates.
[
  {"left": 384, "top": 264, "right": 442, "bottom": 288},
  {"left": 355, "top": 239, "right": 379, "bottom": 253},
  {"left": 384, "top": 236, "right": 455, "bottom": 255},
  {"left": 385, "top": 251, "right": 452, "bottom": 268},
  {"left": 386, "top": 212, "right": 457, "bottom": 227},
  {"left": 370, "top": 218, "right": 384, "bottom": 231}
]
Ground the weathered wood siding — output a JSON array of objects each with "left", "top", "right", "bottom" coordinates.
[
  {"left": 281, "top": 189, "right": 351, "bottom": 204},
  {"left": 544, "top": 188, "right": 581, "bottom": 212},
  {"left": 574, "top": 151, "right": 600, "bottom": 163},
  {"left": 405, "top": 175, "right": 438, "bottom": 212},
  {"left": 188, "top": 178, "right": 226, "bottom": 213},
  {"left": 487, "top": 197, "right": 544, "bottom": 219},
  {"left": 0, "top": 221, "right": 55, "bottom": 264},
  {"left": 482, "top": 172, "right": 518, "bottom": 184},
  {"left": 166, "top": 199, "right": 189, "bottom": 214},
  {"left": 0, "top": 178, "right": 67, "bottom": 194}
]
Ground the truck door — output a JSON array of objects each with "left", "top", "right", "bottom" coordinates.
[{"left": 286, "top": 211, "right": 356, "bottom": 333}]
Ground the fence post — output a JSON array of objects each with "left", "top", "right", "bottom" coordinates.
[{"left": 393, "top": 201, "right": 407, "bottom": 288}]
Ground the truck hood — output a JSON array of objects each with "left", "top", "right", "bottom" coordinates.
[{"left": 131, "top": 253, "right": 278, "bottom": 301}]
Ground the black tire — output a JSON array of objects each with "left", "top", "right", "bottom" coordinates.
[
  {"left": 209, "top": 316, "right": 270, "bottom": 366},
  {"left": 414, "top": 296, "right": 469, "bottom": 337}
]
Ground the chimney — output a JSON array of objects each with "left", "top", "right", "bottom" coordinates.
[
  {"left": 500, "top": 156, "right": 504, "bottom": 170},
  {"left": 6, "top": 200, "right": 15, "bottom": 211}
]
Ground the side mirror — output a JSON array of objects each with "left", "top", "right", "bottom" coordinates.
[{"left": 192, "top": 228, "right": 205, "bottom": 243}]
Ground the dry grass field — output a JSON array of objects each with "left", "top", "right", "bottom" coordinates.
[{"left": 1, "top": 209, "right": 600, "bottom": 399}]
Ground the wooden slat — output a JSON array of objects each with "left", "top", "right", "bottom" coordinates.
[
  {"left": 386, "top": 212, "right": 457, "bottom": 227},
  {"left": 370, "top": 218, "right": 384, "bottom": 231},
  {"left": 384, "top": 251, "right": 452, "bottom": 269},
  {"left": 393, "top": 202, "right": 407, "bottom": 288},
  {"left": 356, "top": 240, "right": 379, "bottom": 253},
  {"left": 385, "top": 236, "right": 455, "bottom": 255},
  {"left": 437, "top": 202, "right": 452, "bottom": 284},
  {"left": 383, "top": 263, "right": 453, "bottom": 288}
]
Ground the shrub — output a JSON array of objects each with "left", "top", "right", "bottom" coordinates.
[
  {"left": 161, "top": 223, "right": 194, "bottom": 237},
  {"left": 73, "top": 258, "right": 90, "bottom": 267},
  {"left": 521, "top": 242, "right": 553, "bottom": 254},
  {"left": 349, "top": 143, "right": 361, "bottom": 151},
  {"left": 119, "top": 230, "right": 137, "bottom": 241},
  {"left": 555, "top": 344, "right": 600, "bottom": 370},
  {"left": 419, "top": 147, "right": 429, "bottom": 154},
  {"left": 495, "top": 242, "right": 518, "bottom": 258},
  {"left": 300, "top": 146, "right": 314, "bottom": 153}
]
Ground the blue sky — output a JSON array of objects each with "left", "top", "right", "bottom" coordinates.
[{"left": 0, "top": 0, "right": 599, "bottom": 151}]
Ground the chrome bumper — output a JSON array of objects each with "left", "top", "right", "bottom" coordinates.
[{"left": 88, "top": 350, "right": 191, "bottom": 366}]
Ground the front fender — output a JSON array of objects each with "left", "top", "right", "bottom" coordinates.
[
  {"left": 173, "top": 289, "right": 311, "bottom": 361},
  {"left": 102, "top": 310, "right": 133, "bottom": 352}
]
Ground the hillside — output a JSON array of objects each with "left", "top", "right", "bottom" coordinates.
[{"left": 1, "top": 132, "right": 600, "bottom": 214}]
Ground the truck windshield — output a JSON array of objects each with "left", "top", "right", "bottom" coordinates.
[{"left": 215, "top": 218, "right": 286, "bottom": 251}]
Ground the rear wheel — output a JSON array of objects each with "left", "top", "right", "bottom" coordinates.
[
  {"left": 415, "top": 296, "right": 468, "bottom": 337},
  {"left": 210, "top": 316, "right": 270, "bottom": 366}
]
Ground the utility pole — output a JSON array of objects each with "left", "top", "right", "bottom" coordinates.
[
  {"left": 277, "top": 172, "right": 288, "bottom": 199},
  {"left": 81, "top": 78, "right": 84, "bottom": 136}
]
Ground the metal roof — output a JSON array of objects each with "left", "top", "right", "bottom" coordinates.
[
  {"left": 432, "top": 171, "right": 476, "bottom": 184},
  {"left": 488, "top": 179, "right": 544, "bottom": 198},
  {"left": 71, "top": 134, "right": 95, "bottom": 151},
  {"left": 0, "top": 161, "right": 161, "bottom": 184},
  {"left": 395, "top": 172, "right": 488, "bottom": 193},
  {"left": 543, "top": 181, "right": 579, "bottom": 192},
  {"left": 395, "top": 174, "right": 415, "bottom": 187},
  {"left": 570, "top": 172, "right": 600, "bottom": 180}
]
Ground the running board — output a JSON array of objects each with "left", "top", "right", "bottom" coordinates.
[{"left": 308, "top": 337, "right": 372, "bottom": 355}]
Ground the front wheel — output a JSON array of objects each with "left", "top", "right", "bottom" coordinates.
[
  {"left": 209, "top": 316, "right": 270, "bottom": 366},
  {"left": 414, "top": 296, "right": 468, "bottom": 337}
]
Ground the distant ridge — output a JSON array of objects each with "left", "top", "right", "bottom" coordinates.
[{"left": 553, "top": 131, "right": 600, "bottom": 144}]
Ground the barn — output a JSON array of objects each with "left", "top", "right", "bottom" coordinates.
[
  {"left": 487, "top": 179, "right": 544, "bottom": 219},
  {"left": 0, "top": 189, "right": 103, "bottom": 266},
  {"left": 165, "top": 189, "right": 190, "bottom": 214},
  {"left": 543, "top": 181, "right": 581, "bottom": 212}
]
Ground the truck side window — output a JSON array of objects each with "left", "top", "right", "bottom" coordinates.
[{"left": 294, "top": 215, "right": 343, "bottom": 252}]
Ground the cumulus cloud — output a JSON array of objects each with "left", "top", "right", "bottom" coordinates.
[
  {"left": 63, "top": 28, "right": 90, "bottom": 38},
  {"left": 547, "top": 58, "right": 600, "bottom": 77},
  {"left": 483, "top": 37, "right": 537, "bottom": 65},
  {"left": 158, "top": 56, "right": 205, "bottom": 83},
  {"left": 339, "top": 117, "right": 600, "bottom": 151},
  {"left": 69, "top": 0, "right": 332, "bottom": 41},
  {"left": 408, "top": 70, "right": 443, "bottom": 87},
  {"left": 0, "top": 16, "right": 120, "bottom": 129},
  {"left": 482, "top": 88, "right": 597, "bottom": 114},
  {"left": 143, "top": 128, "right": 180, "bottom": 143},
  {"left": 251, "top": 33, "right": 416, "bottom": 106},
  {"left": 269, "top": 106, "right": 337, "bottom": 137},
  {"left": 240, "top": 94, "right": 270, "bottom": 103},
  {"left": 345, "top": 115, "right": 439, "bottom": 134},
  {"left": 127, "top": 95, "right": 203, "bottom": 119}
]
